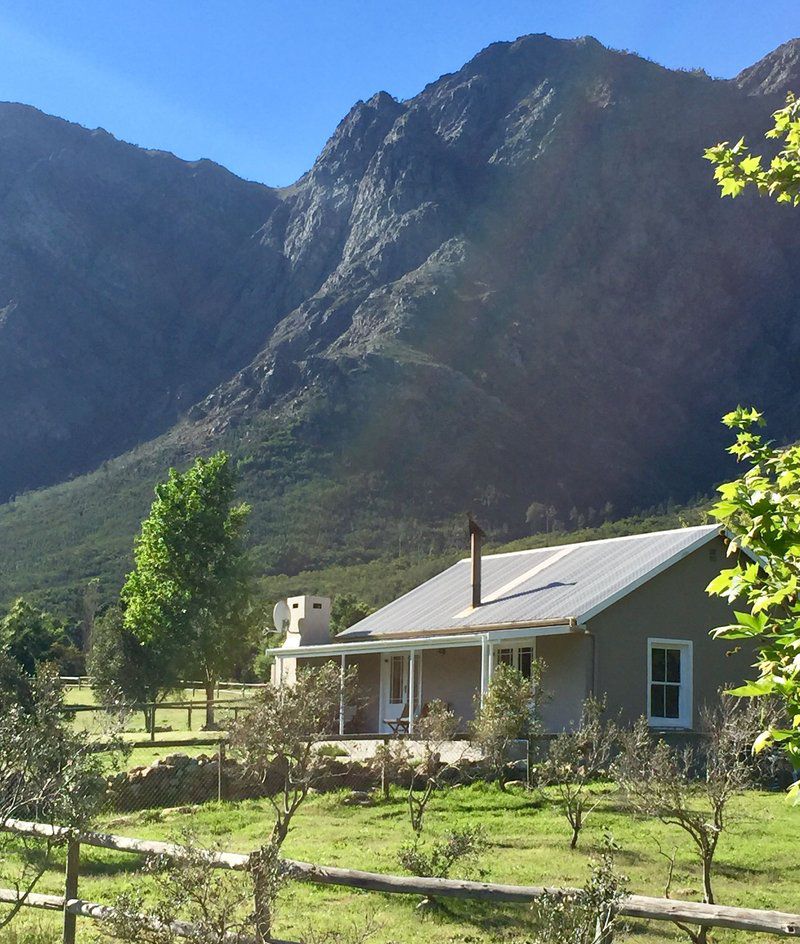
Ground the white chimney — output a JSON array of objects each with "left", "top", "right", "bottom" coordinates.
[
  {"left": 272, "top": 595, "right": 332, "bottom": 686},
  {"left": 283, "top": 595, "right": 331, "bottom": 647}
]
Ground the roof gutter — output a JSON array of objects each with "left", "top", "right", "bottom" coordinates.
[
  {"left": 341, "top": 616, "right": 580, "bottom": 641},
  {"left": 267, "top": 618, "right": 582, "bottom": 658}
]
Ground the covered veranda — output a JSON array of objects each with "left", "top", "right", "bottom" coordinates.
[{"left": 268, "top": 621, "right": 580, "bottom": 736}]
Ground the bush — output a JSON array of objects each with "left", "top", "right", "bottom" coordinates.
[
  {"left": 527, "top": 847, "right": 627, "bottom": 944},
  {"left": 398, "top": 825, "right": 488, "bottom": 880},
  {"left": 471, "top": 662, "right": 544, "bottom": 789}
]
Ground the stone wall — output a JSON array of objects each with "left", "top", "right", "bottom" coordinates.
[{"left": 103, "top": 749, "right": 499, "bottom": 812}]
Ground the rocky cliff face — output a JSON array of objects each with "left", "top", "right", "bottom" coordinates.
[
  {"left": 191, "top": 33, "right": 800, "bottom": 520},
  {"left": 735, "top": 38, "right": 800, "bottom": 95},
  {"left": 2, "top": 34, "right": 800, "bottom": 585}
]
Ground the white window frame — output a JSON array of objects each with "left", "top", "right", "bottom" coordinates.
[
  {"left": 492, "top": 638, "right": 537, "bottom": 681},
  {"left": 647, "top": 638, "right": 693, "bottom": 729}
]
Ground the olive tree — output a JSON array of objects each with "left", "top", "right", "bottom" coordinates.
[
  {"left": 398, "top": 701, "right": 486, "bottom": 881},
  {"left": 615, "top": 696, "right": 765, "bottom": 944},
  {"left": 230, "top": 661, "right": 358, "bottom": 941},
  {"left": 406, "top": 700, "right": 460, "bottom": 836},
  {"left": 102, "top": 841, "right": 259, "bottom": 944},
  {"left": 528, "top": 847, "right": 627, "bottom": 944},
  {"left": 471, "top": 662, "right": 544, "bottom": 789},
  {"left": 540, "top": 696, "right": 618, "bottom": 849},
  {"left": 0, "top": 664, "right": 112, "bottom": 931}
]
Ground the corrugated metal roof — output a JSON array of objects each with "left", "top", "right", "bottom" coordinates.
[{"left": 340, "top": 525, "right": 721, "bottom": 639}]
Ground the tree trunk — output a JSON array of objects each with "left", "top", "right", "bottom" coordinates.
[
  {"left": 251, "top": 843, "right": 279, "bottom": 944},
  {"left": 695, "top": 852, "right": 714, "bottom": 944},
  {"left": 702, "top": 853, "right": 714, "bottom": 905},
  {"left": 204, "top": 677, "right": 216, "bottom": 729},
  {"left": 570, "top": 808, "right": 582, "bottom": 850},
  {"left": 144, "top": 704, "right": 156, "bottom": 742}
]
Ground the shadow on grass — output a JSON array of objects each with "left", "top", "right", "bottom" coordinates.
[
  {"left": 74, "top": 855, "right": 142, "bottom": 879},
  {"left": 420, "top": 896, "right": 532, "bottom": 935},
  {"left": 622, "top": 917, "right": 677, "bottom": 940}
]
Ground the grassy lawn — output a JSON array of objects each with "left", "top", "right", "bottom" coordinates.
[
  {"left": 62, "top": 685, "right": 256, "bottom": 738},
  {"left": 5, "top": 783, "right": 797, "bottom": 943}
]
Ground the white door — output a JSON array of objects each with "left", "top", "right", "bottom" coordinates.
[{"left": 380, "top": 653, "right": 408, "bottom": 732}]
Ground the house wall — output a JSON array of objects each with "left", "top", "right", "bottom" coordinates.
[
  {"left": 419, "top": 646, "right": 482, "bottom": 727},
  {"left": 591, "top": 535, "right": 752, "bottom": 729},
  {"left": 348, "top": 652, "right": 380, "bottom": 733},
  {"left": 292, "top": 654, "right": 380, "bottom": 734},
  {"left": 537, "top": 633, "right": 592, "bottom": 731}
]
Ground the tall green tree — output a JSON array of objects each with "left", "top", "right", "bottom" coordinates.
[
  {"left": 330, "top": 593, "right": 372, "bottom": 635},
  {"left": 89, "top": 606, "right": 180, "bottom": 735},
  {"left": 122, "top": 452, "right": 253, "bottom": 728},
  {"left": 705, "top": 91, "right": 800, "bottom": 205},
  {"left": 706, "top": 407, "right": 800, "bottom": 793},
  {"left": 0, "top": 598, "right": 62, "bottom": 675}
]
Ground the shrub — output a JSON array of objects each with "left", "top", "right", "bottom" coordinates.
[
  {"left": 528, "top": 847, "right": 627, "bottom": 944},
  {"left": 471, "top": 662, "right": 544, "bottom": 789},
  {"left": 539, "top": 696, "right": 618, "bottom": 848},
  {"left": 398, "top": 824, "right": 487, "bottom": 880}
]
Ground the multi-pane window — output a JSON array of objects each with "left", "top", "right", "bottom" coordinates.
[
  {"left": 647, "top": 640, "right": 692, "bottom": 728},
  {"left": 388, "top": 654, "right": 405, "bottom": 705},
  {"left": 495, "top": 645, "right": 535, "bottom": 680}
]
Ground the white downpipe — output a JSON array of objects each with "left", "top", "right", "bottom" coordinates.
[
  {"left": 338, "top": 652, "right": 346, "bottom": 736},
  {"left": 480, "top": 635, "right": 488, "bottom": 707},
  {"left": 408, "top": 649, "right": 416, "bottom": 737}
]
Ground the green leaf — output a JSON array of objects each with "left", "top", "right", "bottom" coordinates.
[
  {"left": 727, "top": 680, "right": 775, "bottom": 697},
  {"left": 740, "top": 154, "right": 762, "bottom": 175}
]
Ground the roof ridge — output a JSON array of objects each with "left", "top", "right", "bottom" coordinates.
[{"left": 464, "top": 523, "right": 718, "bottom": 562}]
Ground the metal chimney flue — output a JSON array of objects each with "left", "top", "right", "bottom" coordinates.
[{"left": 469, "top": 516, "right": 486, "bottom": 608}]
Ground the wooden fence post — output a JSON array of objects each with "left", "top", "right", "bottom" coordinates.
[
  {"left": 187, "top": 705, "right": 192, "bottom": 731},
  {"left": 381, "top": 736, "right": 390, "bottom": 801},
  {"left": 525, "top": 739, "right": 532, "bottom": 792},
  {"left": 218, "top": 741, "right": 226, "bottom": 802},
  {"left": 63, "top": 838, "right": 80, "bottom": 944}
]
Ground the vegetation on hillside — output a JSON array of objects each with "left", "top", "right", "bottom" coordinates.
[{"left": 0, "top": 431, "right": 712, "bottom": 629}]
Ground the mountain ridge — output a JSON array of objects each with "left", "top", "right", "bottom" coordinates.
[{"left": 1, "top": 33, "right": 800, "bottom": 608}]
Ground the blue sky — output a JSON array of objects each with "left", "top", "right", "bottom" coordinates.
[{"left": 0, "top": 1, "right": 798, "bottom": 186}]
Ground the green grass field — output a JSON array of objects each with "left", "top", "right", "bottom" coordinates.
[
  {"left": 62, "top": 684, "right": 257, "bottom": 739},
  {"left": 5, "top": 783, "right": 797, "bottom": 944}
]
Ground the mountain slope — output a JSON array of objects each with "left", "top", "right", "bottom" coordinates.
[
  {"left": 2, "top": 34, "right": 800, "bottom": 609},
  {"left": 0, "top": 104, "right": 285, "bottom": 496}
]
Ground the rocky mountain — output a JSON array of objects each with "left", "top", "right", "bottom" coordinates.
[
  {"left": 735, "top": 38, "right": 800, "bottom": 95},
  {"left": 2, "top": 33, "right": 800, "bottom": 603}
]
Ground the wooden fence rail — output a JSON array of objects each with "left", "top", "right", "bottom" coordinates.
[
  {"left": 3, "top": 818, "right": 799, "bottom": 938},
  {"left": 64, "top": 696, "right": 255, "bottom": 740},
  {"left": 0, "top": 888, "right": 298, "bottom": 943},
  {"left": 60, "top": 677, "right": 270, "bottom": 696}
]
